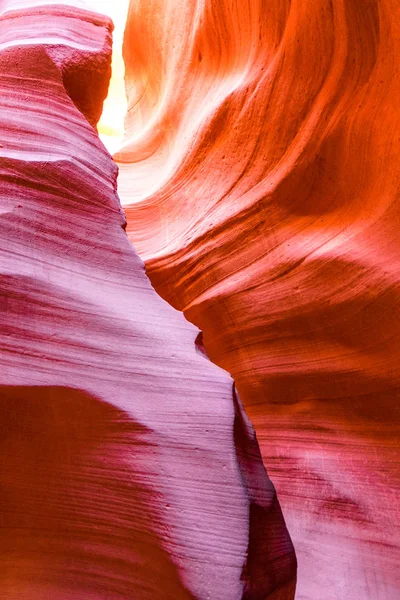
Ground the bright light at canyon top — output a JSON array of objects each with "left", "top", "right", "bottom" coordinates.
[{"left": 87, "top": 0, "right": 129, "bottom": 153}]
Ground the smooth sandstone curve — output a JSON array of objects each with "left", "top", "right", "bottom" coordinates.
[{"left": 118, "top": 1, "right": 400, "bottom": 599}]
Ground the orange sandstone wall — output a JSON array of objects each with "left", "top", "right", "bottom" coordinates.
[{"left": 119, "top": 1, "right": 400, "bottom": 598}]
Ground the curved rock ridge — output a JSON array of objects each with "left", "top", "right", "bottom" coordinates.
[
  {"left": 0, "top": 3, "right": 296, "bottom": 599},
  {"left": 118, "top": 1, "right": 400, "bottom": 599}
]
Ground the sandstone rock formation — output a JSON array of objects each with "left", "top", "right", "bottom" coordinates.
[
  {"left": 0, "top": 2, "right": 295, "bottom": 598},
  {"left": 118, "top": 1, "right": 400, "bottom": 599}
]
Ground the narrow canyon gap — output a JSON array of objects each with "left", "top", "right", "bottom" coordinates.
[{"left": 1, "top": 1, "right": 399, "bottom": 600}]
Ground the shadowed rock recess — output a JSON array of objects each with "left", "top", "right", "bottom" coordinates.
[
  {"left": 0, "top": 2, "right": 295, "bottom": 600},
  {"left": 118, "top": 1, "right": 400, "bottom": 600}
]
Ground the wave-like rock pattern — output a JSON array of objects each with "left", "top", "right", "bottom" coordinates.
[
  {"left": 119, "top": 1, "right": 400, "bottom": 599},
  {"left": 0, "top": 2, "right": 295, "bottom": 599}
]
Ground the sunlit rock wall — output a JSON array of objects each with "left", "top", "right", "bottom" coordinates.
[
  {"left": 119, "top": 1, "right": 400, "bottom": 599},
  {"left": 0, "top": 2, "right": 296, "bottom": 598}
]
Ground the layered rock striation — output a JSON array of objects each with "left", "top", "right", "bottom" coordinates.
[
  {"left": 118, "top": 1, "right": 400, "bottom": 599},
  {"left": 0, "top": 2, "right": 295, "bottom": 598}
]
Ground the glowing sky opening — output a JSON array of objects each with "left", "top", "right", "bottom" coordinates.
[{"left": 87, "top": 0, "right": 130, "bottom": 154}]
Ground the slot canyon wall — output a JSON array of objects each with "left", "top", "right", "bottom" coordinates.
[
  {"left": 0, "top": 1, "right": 296, "bottom": 599},
  {"left": 117, "top": 1, "right": 400, "bottom": 599}
]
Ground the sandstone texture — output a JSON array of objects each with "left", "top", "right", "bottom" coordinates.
[
  {"left": 118, "top": 1, "right": 400, "bottom": 599},
  {"left": 0, "top": 2, "right": 295, "bottom": 598}
]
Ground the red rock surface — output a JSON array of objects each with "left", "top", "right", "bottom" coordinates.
[
  {"left": 0, "top": 2, "right": 295, "bottom": 599},
  {"left": 118, "top": 1, "right": 400, "bottom": 599}
]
